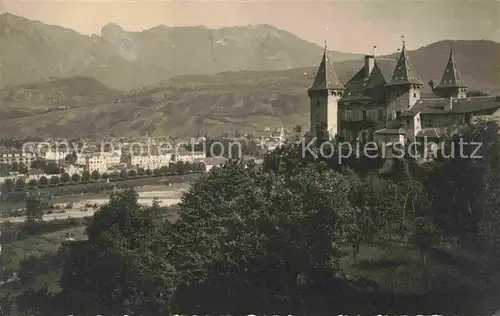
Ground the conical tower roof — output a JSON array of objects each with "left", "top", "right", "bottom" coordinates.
[
  {"left": 435, "top": 44, "right": 467, "bottom": 89},
  {"left": 308, "top": 43, "right": 345, "bottom": 92},
  {"left": 386, "top": 39, "right": 422, "bottom": 87}
]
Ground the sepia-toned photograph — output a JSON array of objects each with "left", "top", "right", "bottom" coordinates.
[{"left": 0, "top": 0, "right": 499, "bottom": 314}]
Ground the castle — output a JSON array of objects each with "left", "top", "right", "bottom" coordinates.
[{"left": 308, "top": 39, "right": 500, "bottom": 144}]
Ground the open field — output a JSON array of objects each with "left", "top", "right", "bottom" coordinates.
[{"left": 0, "top": 183, "right": 188, "bottom": 223}]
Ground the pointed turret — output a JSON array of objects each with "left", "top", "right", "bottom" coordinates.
[
  {"left": 386, "top": 38, "right": 422, "bottom": 87},
  {"left": 308, "top": 42, "right": 345, "bottom": 140},
  {"left": 385, "top": 37, "right": 423, "bottom": 113},
  {"left": 308, "top": 43, "right": 345, "bottom": 93},
  {"left": 434, "top": 42, "right": 468, "bottom": 98}
]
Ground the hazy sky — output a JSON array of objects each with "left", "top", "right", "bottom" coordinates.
[{"left": 2, "top": 0, "right": 499, "bottom": 54}]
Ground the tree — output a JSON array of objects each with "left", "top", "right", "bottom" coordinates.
[
  {"left": 61, "top": 172, "right": 71, "bottom": 183},
  {"left": 81, "top": 171, "right": 91, "bottom": 182},
  {"left": 16, "top": 178, "right": 25, "bottom": 187},
  {"left": 294, "top": 125, "right": 302, "bottom": 134},
  {"left": 119, "top": 169, "right": 128, "bottom": 179},
  {"left": 28, "top": 179, "right": 38, "bottom": 187},
  {"left": 49, "top": 176, "right": 60, "bottom": 185},
  {"left": 25, "top": 191, "right": 44, "bottom": 226},
  {"left": 91, "top": 170, "right": 100, "bottom": 181},
  {"left": 2, "top": 178, "right": 15, "bottom": 192},
  {"left": 175, "top": 161, "right": 185, "bottom": 174},
  {"left": 172, "top": 161, "right": 358, "bottom": 312},
  {"left": 38, "top": 176, "right": 48, "bottom": 186},
  {"left": 101, "top": 173, "right": 109, "bottom": 181},
  {"left": 0, "top": 164, "right": 10, "bottom": 176},
  {"left": 10, "top": 161, "right": 19, "bottom": 172},
  {"left": 65, "top": 152, "right": 78, "bottom": 165},
  {"left": 31, "top": 159, "right": 47, "bottom": 171},
  {"left": 128, "top": 169, "right": 137, "bottom": 177},
  {"left": 167, "top": 163, "right": 176, "bottom": 174},
  {"left": 18, "top": 163, "right": 28, "bottom": 174},
  {"left": 58, "top": 188, "right": 177, "bottom": 315},
  {"left": 71, "top": 173, "right": 81, "bottom": 183},
  {"left": 153, "top": 168, "right": 162, "bottom": 177},
  {"left": 198, "top": 162, "right": 206, "bottom": 173},
  {"left": 110, "top": 172, "right": 119, "bottom": 181},
  {"left": 44, "top": 162, "right": 60, "bottom": 174},
  {"left": 145, "top": 169, "right": 153, "bottom": 176},
  {"left": 137, "top": 168, "right": 145, "bottom": 176}
]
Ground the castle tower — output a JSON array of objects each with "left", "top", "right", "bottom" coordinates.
[
  {"left": 433, "top": 43, "right": 468, "bottom": 98},
  {"left": 307, "top": 42, "right": 345, "bottom": 140},
  {"left": 385, "top": 36, "right": 423, "bottom": 120}
]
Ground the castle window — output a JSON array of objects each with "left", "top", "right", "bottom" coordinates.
[
  {"left": 377, "top": 109, "right": 383, "bottom": 120},
  {"left": 332, "top": 92, "right": 337, "bottom": 96},
  {"left": 413, "top": 92, "right": 417, "bottom": 97},
  {"left": 345, "top": 110, "right": 352, "bottom": 121},
  {"left": 339, "top": 92, "right": 343, "bottom": 97}
]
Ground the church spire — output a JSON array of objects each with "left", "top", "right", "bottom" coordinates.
[
  {"left": 308, "top": 42, "right": 344, "bottom": 93},
  {"left": 435, "top": 41, "right": 467, "bottom": 90},
  {"left": 386, "top": 36, "right": 422, "bottom": 87},
  {"left": 278, "top": 124, "right": 285, "bottom": 145}
]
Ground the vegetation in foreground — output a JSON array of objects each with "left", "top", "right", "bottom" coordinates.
[{"left": 3, "top": 120, "right": 500, "bottom": 314}]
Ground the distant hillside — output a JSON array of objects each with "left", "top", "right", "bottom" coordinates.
[
  {"left": 0, "top": 39, "right": 498, "bottom": 139},
  {"left": 0, "top": 76, "right": 122, "bottom": 120},
  {"left": 0, "top": 13, "right": 362, "bottom": 91}
]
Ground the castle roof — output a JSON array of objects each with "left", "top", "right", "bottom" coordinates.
[
  {"left": 373, "top": 128, "right": 405, "bottom": 135},
  {"left": 386, "top": 41, "right": 422, "bottom": 87},
  {"left": 400, "top": 96, "right": 500, "bottom": 117},
  {"left": 416, "top": 128, "right": 441, "bottom": 139},
  {"left": 435, "top": 45, "right": 467, "bottom": 90},
  {"left": 341, "top": 60, "right": 387, "bottom": 104},
  {"left": 308, "top": 44, "right": 344, "bottom": 92}
]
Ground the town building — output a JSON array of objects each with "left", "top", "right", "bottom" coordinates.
[
  {"left": 130, "top": 154, "right": 173, "bottom": 170},
  {"left": 84, "top": 155, "right": 107, "bottom": 173},
  {"left": 308, "top": 40, "right": 500, "bottom": 143},
  {"left": 44, "top": 149, "right": 69, "bottom": 162},
  {"left": 174, "top": 150, "right": 206, "bottom": 163},
  {"left": 266, "top": 125, "right": 287, "bottom": 151},
  {"left": 0, "top": 152, "right": 35, "bottom": 167}
]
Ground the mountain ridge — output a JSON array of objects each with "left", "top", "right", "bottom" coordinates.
[{"left": 0, "top": 13, "right": 363, "bottom": 90}]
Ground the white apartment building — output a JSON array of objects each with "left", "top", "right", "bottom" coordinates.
[
  {"left": 84, "top": 155, "right": 107, "bottom": 173},
  {"left": 174, "top": 150, "right": 206, "bottom": 163},
  {"left": 74, "top": 150, "right": 121, "bottom": 172},
  {"left": 103, "top": 152, "right": 121, "bottom": 167},
  {"left": 131, "top": 154, "right": 172, "bottom": 170},
  {"left": 0, "top": 152, "right": 35, "bottom": 167},
  {"left": 203, "top": 157, "right": 228, "bottom": 172},
  {"left": 76, "top": 155, "right": 87, "bottom": 166},
  {"left": 44, "top": 150, "right": 69, "bottom": 162}
]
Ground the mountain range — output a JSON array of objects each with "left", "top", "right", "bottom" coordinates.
[
  {"left": 0, "top": 13, "right": 499, "bottom": 138},
  {"left": 0, "top": 13, "right": 362, "bottom": 91}
]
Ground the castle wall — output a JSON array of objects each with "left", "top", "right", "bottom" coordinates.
[
  {"left": 309, "top": 91, "right": 341, "bottom": 139},
  {"left": 386, "top": 86, "right": 421, "bottom": 119}
]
